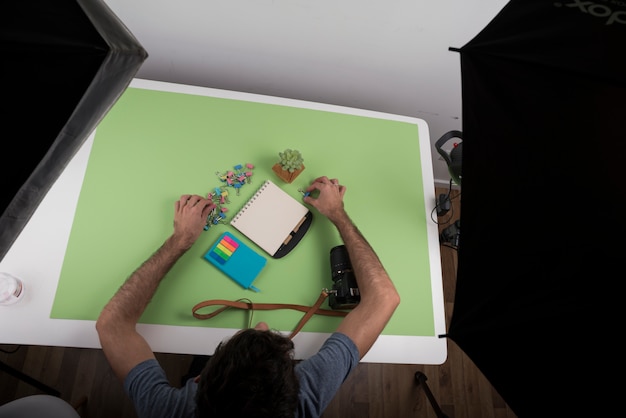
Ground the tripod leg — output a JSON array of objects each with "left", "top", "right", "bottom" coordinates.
[
  {"left": 415, "top": 371, "right": 449, "bottom": 418},
  {"left": 0, "top": 359, "right": 60, "bottom": 396}
]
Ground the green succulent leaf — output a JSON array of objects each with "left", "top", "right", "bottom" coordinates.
[{"left": 278, "top": 148, "right": 303, "bottom": 170}]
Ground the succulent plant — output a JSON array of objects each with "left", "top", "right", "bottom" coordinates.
[{"left": 278, "top": 149, "right": 304, "bottom": 173}]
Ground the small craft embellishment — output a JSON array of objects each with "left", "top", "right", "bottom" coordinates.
[{"left": 204, "top": 163, "right": 254, "bottom": 231}]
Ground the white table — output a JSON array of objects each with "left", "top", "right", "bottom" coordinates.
[{"left": 0, "top": 79, "right": 447, "bottom": 364}]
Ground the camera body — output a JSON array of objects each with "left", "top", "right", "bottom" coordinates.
[{"left": 329, "top": 245, "right": 360, "bottom": 310}]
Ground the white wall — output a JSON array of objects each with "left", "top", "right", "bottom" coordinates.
[{"left": 103, "top": 0, "right": 509, "bottom": 186}]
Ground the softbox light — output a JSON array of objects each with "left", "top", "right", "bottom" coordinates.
[
  {"left": 0, "top": 0, "right": 148, "bottom": 261},
  {"left": 445, "top": 0, "right": 625, "bottom": 416}
]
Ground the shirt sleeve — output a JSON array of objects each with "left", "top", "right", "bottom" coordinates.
[
  {"left": 124, "top": 359, "right": 198, "bottom": 418},
  {"left": 295, "top": 332, "right": 360, "bottom": 418}
]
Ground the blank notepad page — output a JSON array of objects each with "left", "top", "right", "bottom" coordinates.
[{"left": 230, "top": 180, "right": 309, "bottom": 256}]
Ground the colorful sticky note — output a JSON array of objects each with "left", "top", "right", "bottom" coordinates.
[{"left": 203, "top": 232, "right": 267, "bottom": 291}]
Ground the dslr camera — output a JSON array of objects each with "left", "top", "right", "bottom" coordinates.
[{"left": 328, "top": 245, "right": 360, "bottom": 310}]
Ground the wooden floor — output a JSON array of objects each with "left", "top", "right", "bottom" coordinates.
[{"left": 0, "top": 187, "right": 517, "bottom": 418}]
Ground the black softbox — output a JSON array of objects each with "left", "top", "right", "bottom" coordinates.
[
  {"left": 0, "top": 0, "right": 147, "bottom": 261},
  {"left": 446, "top": 0, "right": 625, "bottom": 416}
]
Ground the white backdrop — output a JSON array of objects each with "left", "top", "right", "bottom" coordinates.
[{"left": 103, "top": 0, "right": 508, "bottom": 185}]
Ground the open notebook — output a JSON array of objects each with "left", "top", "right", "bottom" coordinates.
[{"left": 230, "top": 179, "right": 312, "bottom": 258}]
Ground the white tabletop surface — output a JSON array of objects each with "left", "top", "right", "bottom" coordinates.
[{"left": 0, "top": 79, "right": 447, "bottom": 364}]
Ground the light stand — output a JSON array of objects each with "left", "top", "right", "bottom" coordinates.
[{"left": 415, "top": 371, "right": 449, "bottom": 418}]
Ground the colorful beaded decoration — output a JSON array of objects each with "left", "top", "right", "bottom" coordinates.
[{"left": 204, "top": 163, "right": 255, "bottom": 230}]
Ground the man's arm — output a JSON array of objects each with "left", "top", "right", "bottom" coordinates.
[
  {"left": 96, "top": 194, "right": 215, "bottom": 381},
  {"left": 304, "top": 177, "right": 400, "bottom": 359}
]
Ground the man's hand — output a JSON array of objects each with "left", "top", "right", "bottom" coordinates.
[
  {"left": 172, "top": 194, "right": 216, "bottom": 250},
  {"left": 303, "top": 176, "right": 346, "bottom": 223}
]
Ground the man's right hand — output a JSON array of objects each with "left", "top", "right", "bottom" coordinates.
[{"left": 172, "top": 194, "right": 215, "bottom": 250}]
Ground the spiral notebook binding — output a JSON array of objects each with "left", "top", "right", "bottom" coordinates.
[
  {"left": 232, "top": 180, "right": 270, "bottom": 222},
  {"left": 229, "top": 179, "right": 311, "bottom": 258}
]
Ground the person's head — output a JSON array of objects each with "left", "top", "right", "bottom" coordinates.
[{"left": 195, "top": 323, "right": 300, "bottom": 418}]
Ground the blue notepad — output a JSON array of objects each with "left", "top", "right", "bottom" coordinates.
[{"left": 203, "top": 232, "right": 267, "bottom": 292}]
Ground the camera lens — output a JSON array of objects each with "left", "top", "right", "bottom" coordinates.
[{"left": 330, "top": 245, "right": 352, "bottom": 280}]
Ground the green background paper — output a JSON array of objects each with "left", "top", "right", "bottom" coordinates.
[{"left": 51, "top": 86, "right": 435, "bottom": 336}]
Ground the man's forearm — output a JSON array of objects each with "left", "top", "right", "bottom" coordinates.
[
  {"left": 96, "top": 195, "right": 212, "bottom": 382},
  {"left": 331, "top": 211, "right": 393, "bottom": 297},
  {"left": 95, "top": 234, "right": 190, "bottom": 381},
  {"left": 331, "top": 209, "right": 400, "bottom": 358},
  {"left": 98, "top": 235, "right": 187, "bottom": 327}
]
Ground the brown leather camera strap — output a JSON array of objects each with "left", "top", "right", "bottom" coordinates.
[{"left": 192, "top": 290, "right": 348, "bottom": 339}]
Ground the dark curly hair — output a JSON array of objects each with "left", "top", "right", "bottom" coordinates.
[{"left": 195, "top": 328, "right": 300, "bottom": 418}]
